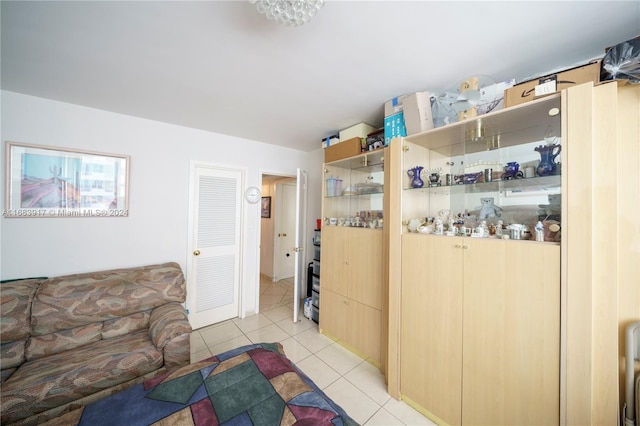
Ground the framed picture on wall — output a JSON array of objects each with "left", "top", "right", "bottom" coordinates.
[
  {"left": 261, "top": 196, "right": 271, "bottom": 218},
  {"left": 3, "top": 141, "right": 130, "bottom": 218}
]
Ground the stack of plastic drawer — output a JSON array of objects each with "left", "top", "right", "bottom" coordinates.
[{"left": 311, "top": 229, "right": 321, "bottom": 323}]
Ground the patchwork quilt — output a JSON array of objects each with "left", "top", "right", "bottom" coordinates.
[{"left": 44, "top": 343, "right": 358, "bottom": 426}]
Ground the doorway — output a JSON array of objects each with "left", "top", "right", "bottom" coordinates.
[
  {"left": 260, "top": 175, "right": 297, "bottom": 281},
  {"left": 259, "top": 174, "right": 296, "bottom": 311}
]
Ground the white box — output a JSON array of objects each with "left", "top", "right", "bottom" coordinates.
[
  {"left": 402, "top": 91, "right": 434, "bottom": 135},
  {"left": 477, "top": 79, "right": 515, "bottom": 114},
  {"left": 459, "top": 79, "right": 516, "bottom": 120},
  {"left": 339, "top": 123, "right": 377, "bottom": 142}
]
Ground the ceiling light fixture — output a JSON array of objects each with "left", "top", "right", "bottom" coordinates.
[{"left": 248, "top": 0, "right": 325, "bottom": 27}]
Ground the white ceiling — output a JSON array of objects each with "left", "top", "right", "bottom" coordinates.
[{"left": 2, "top": 1, "right": 639, "bottom": 152}]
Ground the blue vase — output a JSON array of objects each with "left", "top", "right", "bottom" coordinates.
[
  {"left": 407, "top": 166, "right": 424, "bottom": 188},
  {"left": 535, "top": 144, "right": 562, "bottom": 176}
]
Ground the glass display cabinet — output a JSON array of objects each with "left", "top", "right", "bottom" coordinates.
[
  {"left": 322, "top": 149, "right": 385, "bottom": 229},
  {"left": 319, "top": 148, "right": 387, "bottom": 366},
  {"left": 388, "top": 94, "right": 563, "bottom": 425},
  {"left": 400, "top": 94, "right": 562, "bottom": 241}
]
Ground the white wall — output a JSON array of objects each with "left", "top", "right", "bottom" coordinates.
[{"left": 0, "top": 90, "right": 321, "bottom": 318}]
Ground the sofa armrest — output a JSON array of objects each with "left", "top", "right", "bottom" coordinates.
[{"left": 149, "top": 302, "right": 192, "bottom": 368}]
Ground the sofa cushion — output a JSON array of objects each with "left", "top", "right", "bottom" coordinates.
[
  {"left": 25, "top": 322, "right": 103, "bottom": 361},
  {"left": 0, "top": 279, "right": 40, "bottom": 341},
  {"left": 1, "top": 329, "right": 163, "bottom": 425},
  {"left": 1, "top": 339, "right": 27, "bottom": 370},
  {"left": 102, "top": 311, "right": 150, "bottom": 339},
  {"left": 31, "top": 262, "right": 186, "bottom": 335}
]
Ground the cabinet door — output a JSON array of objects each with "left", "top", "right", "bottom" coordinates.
[
  {"left": 319, "top": 226, "right": 349, "bottom": 297},
  {"left": 348, "top": 228, "right": 383, "bottom": 310},
  {"left": 462, "top": 239, "right": 560, "bottom": 425},
  {"left": 320, "top": 288, "right": 348, "bottom": 341},
  {"left": 348, "top": 298, "right": 382, "bottom": 363},
  {"left": 400, "top": 234, "right": 464, "bottom": 425}
]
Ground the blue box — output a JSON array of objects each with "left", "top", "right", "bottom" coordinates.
[{"left": 384, "top": 112, "right": 407, "bottom": 145}]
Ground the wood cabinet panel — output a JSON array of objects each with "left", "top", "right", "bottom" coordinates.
[
  {"left": 319, "top": 226, "right": 348, "bottom": 296},
  {"left": 399, "top": 235, "right": 560, "bottom": 425},
  {"left": 462, "top": 239, "right": 560, "bottom": 425},
  {"left": 401, "top": 234, "right": 463, "bottom": 425},
  {"left": 320, "top": 288, "right": 348, "bottom": 341},
  {"left": 348, "top": 228, "right": 383, "bottom": 310},
  {"left": 319, "top": 227, "right": 383, "bottom": 364}
]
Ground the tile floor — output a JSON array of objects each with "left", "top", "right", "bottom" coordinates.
[{"left": 190, "top": 276, "right": 435, "bottom": 425}]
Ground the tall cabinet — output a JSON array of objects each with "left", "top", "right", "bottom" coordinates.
[
  {"left": 389, "top": 93, "right": 563, "bottom": 425},
  {"left": 319, "top": 149, "right": 387, "bottom": 366},
  {"left": 387, "top": 81, "right": 640, "bottom": 425}
]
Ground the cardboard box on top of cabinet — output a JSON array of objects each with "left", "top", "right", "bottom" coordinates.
[
  {"left": 384, "top": 112, "right": 407, "bottom": 145},
  {"left": 384, "top": 94, "right": 409, "bottom": 117},
  {"left": 325, "top": 137, "right": 362, "bottom": 163},
  {"left": 402, "top": 91, "right": 434, "bottom": 135},
  {"left": 504, "top": 61, "right": 601, "bottom": 107},
  {"left": 339, "top": 123, "right": 377, "bottom": 142},
  {"left": 457, "top": 78, "right": 516, "bottom": 121}
]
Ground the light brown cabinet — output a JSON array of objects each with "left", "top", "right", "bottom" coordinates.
[
  {"left": 388, "top": 81, "right": 640, "bottom": 425},
  {"left": 400, "top": 233, "right": 560, "bottom": 425},
  {"left": 320, "top": 226, "right": 383, "bottom": 364},
  {"left": 387, "top": 90, "right": 565, "bottom": 425}
]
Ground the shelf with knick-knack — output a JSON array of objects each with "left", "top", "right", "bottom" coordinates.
[{"left": 403, "top": 174, "right": 561, "bottom": 195}]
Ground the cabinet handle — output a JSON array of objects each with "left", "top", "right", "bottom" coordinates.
[
  {"left": 454, "top": 244, "right": 462, "bottom": 248},
  {"left": 462, "top": 245, "right": 469, "bottom": 249}
]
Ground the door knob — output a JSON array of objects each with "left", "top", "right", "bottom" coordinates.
[{"left": 193, "top": 250, "right": 201, "bottom": 256}]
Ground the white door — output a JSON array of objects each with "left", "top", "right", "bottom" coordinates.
[
  {"left": 186, "top": 163, "right": 242, "bottom": 330},
  {"left": 274, "top": 182, "right": 296, "bottom": 280},
  {"left": 292, "top": 168, "right": 308, "bottom": 322}
]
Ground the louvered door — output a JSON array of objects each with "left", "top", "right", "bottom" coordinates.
[{"left": 187, "top": 164, "right": 243, "bottom": 329}]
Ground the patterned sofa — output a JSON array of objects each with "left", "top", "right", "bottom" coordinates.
[{"left": 0, "top": 262, "right": 192, "bottom": 425}]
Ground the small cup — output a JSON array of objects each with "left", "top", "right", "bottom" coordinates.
[
  {"left": 329, "top": 217, "right": 337, "bottom": 226},
  {"left": 445, "top": 174, "right": 453, "bottom": 186},
  {"left": 525, "top": 166, "right": 535, "bottom": 178}
]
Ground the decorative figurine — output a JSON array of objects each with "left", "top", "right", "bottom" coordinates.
[
  {"left": 535, "top": 220, "right": 545, "bottom": 241},
  {"left": 501, "top": 162, "right": 524, "bottom": 180},
  {"left": 477, "top": 197, "right": 502, "bottom": 220},
  {"left": 428, "top": 172, "right": 441, "bottom": 187},
  {"left": 434, "top": 218, "right": 444, "bottom": 235}
]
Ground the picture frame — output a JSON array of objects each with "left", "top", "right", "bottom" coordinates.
[
  {"left": 3, "top": 141, "right": 130, "bottom": 218},
  {"left": 261, "top": 196, "right": 271, "bottom": 218}
]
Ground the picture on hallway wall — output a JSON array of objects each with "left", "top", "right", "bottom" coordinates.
[
  {"left": 4, "top": 141, "right": 130, "bottom": 218},
  {"left": 261, "top": 196, "right": 271, "bottom": 218}
]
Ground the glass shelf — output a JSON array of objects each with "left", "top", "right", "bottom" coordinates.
[
  {"left": 324, "top": 191, "right": 384, "bottom": 199},
  {"left": 403, "top": 175, "right": 560, "bottom": 194}
]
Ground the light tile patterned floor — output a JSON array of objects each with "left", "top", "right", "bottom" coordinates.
[{"left": 190, "top": 276, "right": 435, "bottom": 426}]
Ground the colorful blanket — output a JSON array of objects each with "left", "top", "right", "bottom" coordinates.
[{"left": 45, "top": 343, "right": 358, "bottom": 426}]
